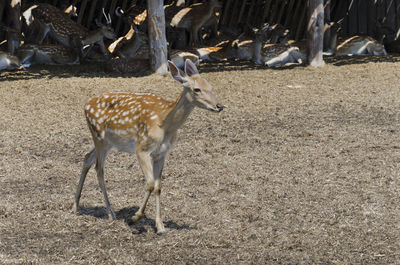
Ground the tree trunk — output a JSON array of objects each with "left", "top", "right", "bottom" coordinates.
[
  {"left": 147, "top": 0, "right": 168, "bottom": 75},
  {"left": 307, "top": 0, "right": 324, "bottom": 66}
]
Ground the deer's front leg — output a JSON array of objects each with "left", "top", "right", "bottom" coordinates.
[
  {"left": 153, "top": 155, "right": 166, "bottom": 234},
  {"left": 132, "top": 150, "right": 154, "bottom": 223}
]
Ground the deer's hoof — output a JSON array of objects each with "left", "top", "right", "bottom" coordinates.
[
  {"left": 72, "top": 203, "right": 79, "bottom": 213},
  {"left": 157, "top": 229, "right": 167, "bottom": 235},
  {"left": 132, "top": 213, "right": 143, "bottom": 223}
]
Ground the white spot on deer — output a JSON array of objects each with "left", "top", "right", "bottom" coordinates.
[
  {"left": 101, "top": 102, "right": 106, "bottom": 108},
  {"left": 104, "top": 94, "right": 109, "bottom": 99},
  {"left": 150, "top": 115, "right": 158, "bottom": 120},
  {"left": 95, "top": 112, "right": 100, "bottom": 118},
  {"left": 96, "top": 124, "right": 101, "bottom": 131},
  {"left": 90, "top": 108, "right": 95, "bottom": 114},
  {"left": 85, "top": 105, "right": 90, "bottom": 111},
  {"left": 124, "top": 116, "right": 129, "bottom": 122}
]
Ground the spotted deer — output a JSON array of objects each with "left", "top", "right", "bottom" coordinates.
[
  {"left": 324, "top": 21, "right": 387, "bottom": 56},
  {"left": 170, "top": 0, "right": 222, "bottom": 46},
  {"left": 23, "top": 4, "right": 115, "bottom": 56},
  {"left": 108, "top": 26, "right": 148, "bottom": 58},
  {"left": 73, "top": 59, "right": 224, "bottom": 234},
  {"left": 16, "top": 44, "right": 79, "bottom": 66},
  {"left": 226, "top": 24, "right": 305, "bottom": 67}
]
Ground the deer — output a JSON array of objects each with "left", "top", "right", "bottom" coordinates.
[
  {"left": 108, "top": 26, "right": 148, "bottom": 59},
  {"left": 324, "top": 20, "right": 387, "bottom": 56},
  {"left": 0, "top": 51, "right": 22, "bottom": 70},
  {"left": 225, "top": 24, "right": 305, "bottom": 67},
  {"left": 169, "top": 49, "right": 199, "bottom": 68},
  {"left": 22, "top": 4, "right": 115, "bottom": 56},
  {"left": 16, "top": 44, "right": 79, "bottom": 66},
  {"left": 73, "top": 59, "right": 223, "bottom": 234},
  {"left": 170, "top": 0, "right": 222, "bottom": 47}
]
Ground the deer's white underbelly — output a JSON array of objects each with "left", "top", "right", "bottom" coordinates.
[{"left": 105, "top": 129, "right": 137, "bottom": 153}]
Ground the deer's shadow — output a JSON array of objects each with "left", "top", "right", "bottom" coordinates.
[{"left": 76, "top": 206, "right": 195, "bottom": 234}]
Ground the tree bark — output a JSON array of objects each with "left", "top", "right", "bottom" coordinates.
[
  {"left": 307, "top": 0, "right": 324, "bottom": 67},
  {"left": 147, "top": 0, "right": 168, "bottom": 75}
]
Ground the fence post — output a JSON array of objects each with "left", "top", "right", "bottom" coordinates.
[
  {"left": 307, "top": 0, "right": 325, "bottom": 66},
  {"left": 147, "top": 0, "right": 168, "bottom": 75}
]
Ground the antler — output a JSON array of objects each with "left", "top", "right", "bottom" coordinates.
[{"left": 102, "top": 8, "right": 112, "bottom": 24}]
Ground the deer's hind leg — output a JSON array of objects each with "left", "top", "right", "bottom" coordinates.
[
  {"left": 73, "top": 148, "right": 96, "bottom": 213},
  {"left": 94, "top": 143, "right": 115, "bottom": 219}
]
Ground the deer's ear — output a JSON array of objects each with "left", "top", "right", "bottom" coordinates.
[
  {"left": 168, "top": 60, "right": 187, "bottom": 84},
  {"left": 184, "top": 59, "right": 199, "bottom": 77}
]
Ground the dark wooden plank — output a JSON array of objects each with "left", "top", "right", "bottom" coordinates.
[
  {"left": 0, "top": 0, "right": 6, "bottom": 24},
  {"left": 296, "top": 0, "right": 308, "bottom": 40},
  {"left": 348, "top": 0, "right": 358, "bottom": 35},
  {"left": 115, "top": 0, "right": 128, "bottom": 35},
  {"left": 385, "top": 0, "right": 396, "bottom": 40},
  {"left": 268, "top": 0, "right": 280, "bottom": 23},
  {"left": 109, "top": 0, "right": 119, "bottom": 23},
  {"left": 358, "top": 0, "right": 367, "bottom": 35},
  {"left": 252, "top": 0, "right": 264, "bottom": 26},
  {"left": 147, "top": 0, "right": 168, "bottom": 75},
  {"left": 395, "top": 0, "right": 400, "bottom": 38},
  {"left": 77, "top": 0, "right": 89, "bottom": 25},
  {"left": 261, "top": 0, "right": 273, "bottom": 27},
  {"left": 229, "top": 0, "right": 240, "bottom": 27},
  {"left": 307, "top": 0, "right": 324, "bottom": 66},
  {"left": 87, "top": 0, "right": 99, "bottom": 28},
  {"left": 377, "top": 0, "right": 386, "bottom": 21},
  {"left": 284, "top": 0, "right": 296, "bottom": 27},
  {"left": 276, "top": 0, "right": 287, "bottom": 25},
  {"left": 245, "top": 0, "right": 256, "bottom": 26},
  {"left": 367, "top": 0, "right": 376, "bottom": 36},
  {"left": 237, "top": 0, "right": 248, "bottom": 24},
  {"left": 221, "top": 0, "right": 234, "bottom": 26},
  {"left": 290, "top": 0, "right": 304, "bottom": 39}
]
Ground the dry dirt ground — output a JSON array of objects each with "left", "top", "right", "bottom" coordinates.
[{"left": 1, "top": 56, "right": 400, "bottom": 264}]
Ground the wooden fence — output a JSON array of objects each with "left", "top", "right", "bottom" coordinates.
[{"left": 0, "top": 0, "right": 400, "bottom": 44}]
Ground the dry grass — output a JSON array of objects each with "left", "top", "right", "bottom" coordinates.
[{"left": 1, "top": 56, "right": 400, "bottom": 264}]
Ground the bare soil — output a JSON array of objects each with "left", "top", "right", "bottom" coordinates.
[{"left": 1, "top": 56, "right": 400, "bottom": 264}]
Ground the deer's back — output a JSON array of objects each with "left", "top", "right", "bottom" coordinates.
[{"left": 32, "top": 4, "right": 88, "bottom": 39}]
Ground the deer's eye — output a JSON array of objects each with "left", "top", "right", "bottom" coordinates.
[{"left": 193, "top": 88, "right": 201, "bottom": 93}]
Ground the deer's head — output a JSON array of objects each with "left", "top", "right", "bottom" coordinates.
[
  {"left": 95, "top": 9, "right": 116, "bottom": 40},
  {"left": 169, "top": 59, "right": 223, "bottom": 113}
]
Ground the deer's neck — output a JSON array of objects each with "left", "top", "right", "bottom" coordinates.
[
  {"left": 81, "top": 29, "right": 103, "bottom": 45},
  {"left": 162, "top": 88, "right": 194, "bottom": 133}
]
